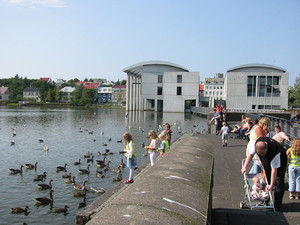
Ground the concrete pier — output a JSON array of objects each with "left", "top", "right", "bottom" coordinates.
[{"left": 77, "top": 133, "right": 300, "bottom": 225}]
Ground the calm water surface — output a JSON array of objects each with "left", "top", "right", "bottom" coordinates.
[{"left": 0, "top": 106, "right": 207, "bottom": 225}]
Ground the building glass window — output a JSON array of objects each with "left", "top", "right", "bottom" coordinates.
[
  {"left": 157, "top": 86, "right": 162, "bottom": 95},
  {"left": 158, "top": 75, "right": 163, "bottom": 83},
  {"left": 177, "top": 86, "right": 182, "bottom": 95},
  {"left": 258, "top": 76, "right": 281, "bottom": 97},
  {"left": 247, "top": 76, "right": 256, "bottom": 96},
  {"left": 177, "top": 75, "right": 182, "bottom": 83}
]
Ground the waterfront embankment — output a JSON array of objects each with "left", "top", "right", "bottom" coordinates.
[
  {"left": 77, "top": 133, "right": 214, "bottom": 225},
  {"left": 77, "top": 133, "right": 300, "bottom": 225}
]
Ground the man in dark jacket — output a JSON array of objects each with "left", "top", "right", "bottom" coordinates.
[{"left": 242, "top": 136, "right": 287, "bottom": 211}]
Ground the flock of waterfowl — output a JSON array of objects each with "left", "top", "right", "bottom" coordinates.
[
  {"left": 9, "top": 138, "right": 129, "bottom": 214},
  {"left": 7, "top": 126, "right": 137, "bottom": 220}
]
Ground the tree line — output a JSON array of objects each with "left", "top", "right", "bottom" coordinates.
[{"left": 0, "top": 74, "right": 126, "bottom": 106}]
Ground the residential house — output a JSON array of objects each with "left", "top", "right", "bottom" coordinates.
[
  {"left": 0, "top": 86, "right": 10, "bottom": 100},
  {"left": 112, "top": 85, "right": 126, "bottom": 105},
  {"left": 97, "top": 87, "right": 112, "bottom": 103},
  {"left": 60, "top": 86, "right": 75, "bottom": 102},
  {"left": 23, "top": 88, "right": 40, "bottom": 102}
]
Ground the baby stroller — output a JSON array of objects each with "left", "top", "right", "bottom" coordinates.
[{"left": 240, "top": 159, "right": 275, "bottom": 211}]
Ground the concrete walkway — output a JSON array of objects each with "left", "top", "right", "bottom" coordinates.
[
  {"left": 211, "top": 133, "right": 300, "bottom": 225},
  {"left": 77, "top": 133, "right": 300, "bottom": 225}
]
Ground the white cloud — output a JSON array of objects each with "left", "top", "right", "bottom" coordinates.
[{"left": 2, "top": 0, "right": 67, "bottom": 8}]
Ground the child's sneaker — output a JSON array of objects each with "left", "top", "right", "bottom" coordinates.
[
  {"left": 124, "top": 179, "right": 134, "bottom": 184},
  {"left": 225, "top": 143, "right": 227, "bottom": 147}
]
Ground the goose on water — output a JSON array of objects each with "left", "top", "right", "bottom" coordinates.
[
  {"left": 112, "top": 165, "right": 122, "bottom": 174},
  {"left": 34, "top": 190, "right": 54, "bottom": 205},
  {"left": 9, "top": 165, "right": 23, "bottom": 174},
  {"left": 61, "top": 172, "right": 72, "bottom": 179},
  {"left": 65, "top": 176, "right": 75, "bottom": 184},
  {"left": 52, "top": 205, "right": 69, "bottom": 213},
  {"left": 103, "top": 161, "right": 111, "bottom": 171},
  {"left": 96, "top": 170, "right": 105, "bottom": 178},
  {"left": 87, "top": 156, "right": 94, "bottom": 163},
  {"left": 74, "top": 159, "right": 81, "bottom": 165},
  {"left": 78, "top": 197, "right": 86, "bottom": 208},
  {"left": 112, "top": 173, "right": 122, "bottom": 182},
  {"left": 33, "top": 172, "right": 47, "bottom": 181},
  {"left": 119, "top": 158, "right": 125, "bottom": 168},
  {"left": 11, "top": 206, "right": 30, "bottom": 214},
  {"left": 37, "top": 179, "right": 53, "bottom": 190},
  {"left": 78, "top": 165, "right": 90, "bottom": 174},
  {"left": 73, "top": 189, "right": 86, "bottom": 197},
  {"left": 25, "top": 162, "right": 37, "bottom": 170},
  {"left": 56, "top": 163, "right": 67, "bottom": 172},
  {"left": 73, "top": 180, "right": 87, "bottom": 191}
]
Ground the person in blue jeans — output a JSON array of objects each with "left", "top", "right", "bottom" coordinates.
[
  {"left": 286, "top": 138, "right": 300, "bottom": 199},
  {"left": 123, "top": 132, "right": 137, "bottom": 184}
]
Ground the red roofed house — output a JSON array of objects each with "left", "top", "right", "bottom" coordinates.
[
  {"left": 40, "top": 78, "right": 52, "bottom": 82},
  {"left": 75, "top": 82, "right": 101, "bottom": 89}
]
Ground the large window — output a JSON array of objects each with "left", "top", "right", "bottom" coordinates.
[
  {"left": 177, "top": 75, "right": 182, "bottom": 83},
  {"left": 157, "top": 86, "right": 162, "bottom": 95},
  {"left": 258, "top": 76, "right": 281, "bottom": 97},
  {"left": 177, "top": 86, "right": 182, "bottom": 95},
  {"left": 247, "top": 76, "right": 256, "bottom": 96},
  {"left": 158, "top": 75, "right": 163, "bottom": 83}
]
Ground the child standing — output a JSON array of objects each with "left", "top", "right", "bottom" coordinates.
[
  {"left": 164, "top": 123, "right": 172, "bottom": 145},
  {"left": 123, "top": 132, "right": 137, "bottom": 184},
  {"left": 144, "top": 130, "right": 159, "bottom": 166},
  {"left": 220, "top": 122, "right": 229, "bottom": 147},
  {"left": 286, "top": 138, "right": 300, "bottom": 199},
  {"left": 158, "top": 132, "right": 170, "bottom": 157}
]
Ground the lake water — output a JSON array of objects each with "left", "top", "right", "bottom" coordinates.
[{"left": 0, "top": 106, "right": 207, "bottom": 225}]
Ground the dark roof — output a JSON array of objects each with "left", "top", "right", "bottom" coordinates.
[
  {"left": 23, "top": 87, "right": 39, "bottom": 92},
  {"left": 227, "top": 63, "right": 286, "bottom": 73}
]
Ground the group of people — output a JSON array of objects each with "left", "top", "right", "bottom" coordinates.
[
  {"left": 121, "top": 123, "right": 172, "bottom": 184},
  {"left": 290, "top": 110, "right": 300, "bottom": 123},
  {"left": 240, "top": 116, "right": 300, "bottom": 211}
]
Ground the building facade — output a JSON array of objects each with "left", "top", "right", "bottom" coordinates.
[
  {"left": 97, "top": 87, "right": 112, "bottom": 103},
  {"left": 112, "top": 85, "right": 126, "bottom": 105},
  {"left": 60, "top": 86, "right": 75, "bottom": 102},
  {"left": 204, "top": 73, "right": 225, "bottom": 107},
  {"left": 123, "top": 61, "right": 199, "bottom": 112},
  {"left": 223, "top": 64, "right": 289, "bottom": 110},
  {"left": 0, "top": 86, "right": 10, "bottom": 100},
  {"left": 23, "top": 88, "right": 40, "bottom": 102}
]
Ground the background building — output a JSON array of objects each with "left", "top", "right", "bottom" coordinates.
[
  {"left": 224, "top": 64, "right": 289, "bottom": 110},
  {"left": 97, "top": 86, "right": 112, "bottom": 103},
  {"left": 123, "top": 61, "right": 199, "bottom": 112},
  {"left": 60, "top": 86, "right": 75, "bottom": 102},
  {"left": 204, "top": 73, "right": 225, "bottom": 107},
  {"left": 23, "top": 87, "right": 40, "bottom": 102},
  {"left": 0, "top": 86, "right": 10, "bottom": 100},
  {"left": 112, "top": 85, "right": 126, "bottom": 105}
]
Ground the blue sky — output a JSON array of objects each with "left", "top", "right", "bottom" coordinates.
[{"left": 0, "top": 0, "right": 299, "bottom": 86}]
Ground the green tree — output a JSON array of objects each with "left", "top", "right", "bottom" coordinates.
[
  {"left": 47, "top": 89, "right": 53, "bottom": 102},
  {"left": 290, "top": 74, "right": 300, "bottom": 106},
  {"left": 55, "top": 88, "right": 61, "bottom": 102}
]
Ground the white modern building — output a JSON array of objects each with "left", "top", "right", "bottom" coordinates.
[
  {"left": 224, "top": 64, "right": 289, "bottom": 110},
  {"left": 123, "top": 61, "right": 199, "bottom": 112}
]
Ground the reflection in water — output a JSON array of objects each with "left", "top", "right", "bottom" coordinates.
[{"left": 0, "top": 107, "right": 207, "bottom": 225}]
